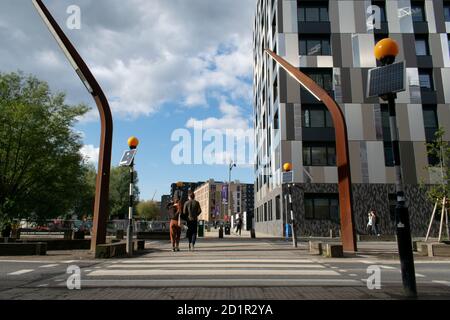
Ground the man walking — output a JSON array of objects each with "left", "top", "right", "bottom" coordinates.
[{"left": 183, "top": 191, "right": 202, "bottom": 251}]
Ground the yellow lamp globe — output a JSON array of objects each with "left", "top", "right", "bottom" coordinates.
[
  {"left": 374, "top": 38, "right": 399, "bottom": 61},
  {"left": 283, "top": 162, "right": 292, "bottom": 172},
  {"left": 128, "top": 136, "right": 139, "bottom": 149}
]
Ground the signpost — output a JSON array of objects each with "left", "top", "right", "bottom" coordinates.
[
  {"left": 120, "top": 136, "right": 139, "bottom": 256},
  {"left": 368, "top": 38, "right": 417, "bottom": 298}
]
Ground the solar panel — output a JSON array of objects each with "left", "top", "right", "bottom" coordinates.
[
  {"left": 367, "top": 61, "right": 405, "bottom": 98},
  {"left": 119, "top": 149, "right": 137, "bottom": 167},
  {"left": 282, "top": 171, "right": 293, "bottom": 184}
]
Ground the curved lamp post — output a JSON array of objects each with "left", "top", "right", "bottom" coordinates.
[
  {"left": 265, "top": 49, "right": 357, "bottom": 252},
  {"left": 32, "top": 0, "right": 113, "bottom": 253}
]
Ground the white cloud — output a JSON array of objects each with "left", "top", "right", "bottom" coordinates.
[
  {"left": 0, "top": 0, "right": 256, "bottom": 120},
  {"left": 80, "top": 144, "right": 100, "bottom": 165},
  {"left": 186, "top": 98, "right": 251, "bottom": 131}
]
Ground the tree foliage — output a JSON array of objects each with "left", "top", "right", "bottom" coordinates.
[
  {"left": 136, "top": 200, "right": 160, "bottom": 220},
  {"left": 425, "top": 127, "right": 450, "bottom": 207},
  {"left": 0, "top": 72, "right": 90, "bottom": 224},
  {"left": 109, "top": 166, "right": 140, "bottom": 219}
]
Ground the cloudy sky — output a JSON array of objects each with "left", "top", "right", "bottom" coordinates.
[{"left": 0, "top": 0, "right": 256, "bottom": 200}]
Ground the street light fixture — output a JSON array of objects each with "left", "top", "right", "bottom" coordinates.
[
  {"left": 283, "top": 163, "right": 297, "bottom": 248},
  {"left": 32, "top": 0, "right": 113, "bottom": 253},
  {"left": 373, "top": 38, "right": 417, "bottom": 298},
  {"left": 126, "top": 136, "right": 139, "bottom": 256}
]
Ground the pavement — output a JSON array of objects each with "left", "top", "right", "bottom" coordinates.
[{"left": 1, "top": 231, "right": 450, "bottom": 300}]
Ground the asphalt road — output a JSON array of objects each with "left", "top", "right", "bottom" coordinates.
[{"left": 1, "top": 238, "right": 449, "bottom": 299}]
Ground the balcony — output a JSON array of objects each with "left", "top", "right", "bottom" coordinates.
[
  {"left": 297, "top": 21, "right": 331, "bottom": 34},
  {"left": 420, "top": 90, "right": 438, "bottom": 104}
]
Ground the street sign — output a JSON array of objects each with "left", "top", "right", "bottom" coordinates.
[
  {"left": 367, "top": 61, "right": 405, "bottom": 98},
  {"left": 119, "top": 149, "right": 137, "bottom": 167},
  {"left": 282, "top": 171, "right": 294, "bottom": 184}
]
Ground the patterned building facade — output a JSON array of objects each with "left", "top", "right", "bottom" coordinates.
[{"left": 253, "top": 0, "right": 450, "bottom": 237}]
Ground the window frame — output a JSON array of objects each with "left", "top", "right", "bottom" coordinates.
[
  {"left": 303, "top": 142, "right": 337, "bottom": 167},
  {"left": 298, "top": 2, "right": 329, "bottom": 22},
  {"left": 304, "top": 193, "right": 340, "bottom": 221}
]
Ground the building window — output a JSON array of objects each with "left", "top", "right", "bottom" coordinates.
[
  {"left": 299, "top": 36, "right": 331, "bottom": 56},
  {"left": 415, "top": 36, "right": 429, "bottom": 56},
  {"left": 445, "top": 2, "right": 450, "bottom": 22},
  {"left": 264, "top": 202, "right": 267, "bottom": 221},
  {"left": 274, "top": 110, "right": 279, "bottom": 130},
  {"left": 418, "top": 69, "right": 434, "bottom": 91},
  {"left": 275, "top": 195, "right": 281, "bottom": 220},
  {"left": 304, "top": 194, "right": 339, "bottom": 221},
  {"left": 372, "top": 1, "right": 387, "bottom": 22},
  {"left": 411, "top": 2, "right": 426, "bottom": 22},
  {"left": 302, "top": 69, "right": 333, "bottom": 93},
  {"left": 298, "top": 2, "right": 329, "bottom": 22},
  {"left": 423, "top": 105, "right": 440, "bottom": 166},
  {"left": 302, "top": 105, "right": 333, "bottom": 128},
  {"left": 381, "top": 105, "right": 394, "bottom": 167},
  {"left": 303, "top": 142, "right": 336, "bottom": 166},
  {"left": 388, "top": 194, "right": 397, "bottom": 221}
]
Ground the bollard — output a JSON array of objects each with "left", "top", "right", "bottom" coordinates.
[{"left": 219, "top": 226, "right": 224, "bottom": 239}]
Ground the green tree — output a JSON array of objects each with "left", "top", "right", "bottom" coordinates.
[
  {"left": 425, "top": 127, "right": 450, "bottom": 204},
  {"left": 0, "top": 72, "right": 90, "bottom": 225},
  {"left": 136, "top": 200, "right": 160, "bottom": 220},
  {"left": 108, "top": 166, "right": 139, "bottom": 219}
]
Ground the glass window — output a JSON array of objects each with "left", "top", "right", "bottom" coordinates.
[
  {"left": 384, "top": 141, "right": 394, "bottom": 167},
  {"left": 299, "top": 40, "right": 307, "bottom": 55},
  {"left": 305, "top": 7, "right": 320, "bottom": 22},
  {"left": 297, "top": 8, "right": 305, "bottom": 22},
  {"left": 418, "top": 69, "right": 433, "bottom": 90},
  {"left": 310, "top": 109, "right": 325, "bottom": 127},
  {"left": 325, "top": 110, "right": 333, "bottom": 128},
  {"left": 303, "top": 147, "right": 311, "bottom": 166},
  {"left": 423, "top": 107, "right": 438, "bottom": 128},
  {"left": 304, "top": 199, "right": 314, "bottom": 219},
  {"left": 445, "top": 3, "right": 450, "bottom": 22},
  {"left": 411, "top": 3, "right": 425, "bottom": 22},
  {"left": 415, "top": 38, "right": 428, "bottom": 56},
  {"left": 327, "top": 146, "right": 336, "bottom": 166},
  {"left": 314, "top": 198, "right": 329, "bottom": 219},
  {"left": 320, "top": 7, "right": 329, "bottom": 21},
  {"left": 311, "top": 146, "right": 327, "bottom": 166},
  {"left": 322, "top": 39, "right": 331, "bottom": 55},
  {"left": 303, "top": 109, "right": 311, "bottom": 127},
  {"left": 307, "top": 39, "right": 321, "bottom": 55},
  {"left": 330, "top": 199, "right": 340, "bottom": 222}
]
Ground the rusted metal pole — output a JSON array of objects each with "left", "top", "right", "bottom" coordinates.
[
  {"left": 32, "top": 0, "right": 113, "bottom": 253},
  {"left": 264, "top": 49, "right": 357, "bottom": 252}
]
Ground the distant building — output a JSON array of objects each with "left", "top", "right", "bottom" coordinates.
[
  {"left": 170, "top": 182, "right": 204, "bottom": 203},
  {"left": 194, "top": 179, "right": 254, "bottom": 223}
]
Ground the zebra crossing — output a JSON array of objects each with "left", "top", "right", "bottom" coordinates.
[{"left": 73, "top": 257, "right": 363, "bottom": 288}]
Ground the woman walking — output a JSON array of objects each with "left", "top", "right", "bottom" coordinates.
[{"left": 168, "top": 200, "right": 182, "bottom": 252}]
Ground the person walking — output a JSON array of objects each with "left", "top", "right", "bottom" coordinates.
[
  {"left": 168, "top": 200, "right": 182, "bottom": 252},
  {"left": 235, "top": 215, "right": 242, "bottom": 236},
  {"left": 367, "top": 210, "right": 374, "bottom": 235},
  {"left": 183, "top": 191, "right": 202, "bottom": 251},
  {"left": 372, "top": 210, "right": 381, "bottom": 236}
]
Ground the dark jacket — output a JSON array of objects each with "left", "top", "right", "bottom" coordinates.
[{"left": 183, "top": 199, "right": 202, "bottom": 221}]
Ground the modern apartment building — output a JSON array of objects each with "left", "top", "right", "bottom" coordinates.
[
  {"left": 253, "top": 0, "right": 450, "bottom": 237},
  {"left": 194, "top": 179, "right": 255, "bottom": 223}
]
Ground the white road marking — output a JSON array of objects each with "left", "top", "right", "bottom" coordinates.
[
  {"left": 37, "top": 284, "right": 48, "bottom": 287},
  {"left": 63, "top": 260, "right": 76, "bottom": 264},
  {"left": 39, "top": 264, "right": 59, "bottom": 268},
  {"left": 88, "top": 269, "right": 340, "bottom": 276},
  {"left": 432, "top": 280, "right": 450, "bottom": 286},
  {"left": 380, "top": 265, "right": 397, "bottom": 270},
  {"left": 338, "top": 269, "right": 347, "bottom": 272},
  {"left": 54, "top": 278, "right": 361, "bottom": 287},
  {"left": 8, "top": 269, "right": 34, "bottom": 276},
  {"left": 116, "top": 259, "right": 314, "bottom": 264},
  {"left": 416, "top": 273, "right": 426, "bottom": 278},
  {"left": 349, "top": 273, "right": 358, "bottom": 276},
  {"left": 107, "top": 263, "right": 324, "bottom": 269}
]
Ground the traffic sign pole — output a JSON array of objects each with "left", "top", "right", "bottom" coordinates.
[
  {"left": 372, "top": 38, "right": 417, "bottom": 298},
  {"left": 126, "top": 162, "right": 134, "bottom": 256},
  {"left": 387, "top": 94, "right": 417, "bottom": 297}
]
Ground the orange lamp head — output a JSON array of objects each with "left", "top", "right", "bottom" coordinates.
[
  {"left": 176, "top": 181, "right": 184, "bottom": 188},
  {"left": 128, "top": 136, "right": 139, "bottom": 149},
  {"left": 374, "top": 38, "right": 399, "bottom": 63},
  {"left": 283, "top": 162, "right": 292, "bottom": 172}
]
